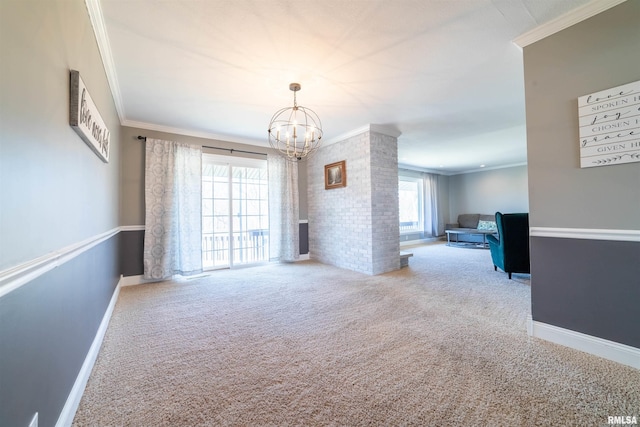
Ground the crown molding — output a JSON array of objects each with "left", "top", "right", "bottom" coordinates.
[
  {"left": 84, "top": 0, "right": 126, "bottom": 122},
  {"left": 324, "top": 124, "right": 402, "bottom": 146},
  {"left": 513, "top": 0, "right": 628, "bottom": 48},
  {"left": 452, "top": 162, "right": 528, "bottom": 175},
  {"left": 399, "top": 161, "right": 528, "bottom": 176},
  {"left": 398, "top": 164, "right": 451, "bottom": 176},
  {"left": 122, "top": 119, "right": 268, "bottom": 147}
]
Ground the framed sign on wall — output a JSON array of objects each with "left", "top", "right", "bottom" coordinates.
[
  {"left": 69, "top": 70, "right": 110, "bottom": 162},
  {"left": 578, "top": 79, "right": 640, "bottom": 168}
]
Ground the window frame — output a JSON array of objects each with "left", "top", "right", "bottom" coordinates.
[{"left": 398, "top": 176, "right": 424, "bottom": 234}]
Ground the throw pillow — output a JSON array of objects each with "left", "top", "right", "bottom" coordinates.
[{"left": 477, "top": 220, "right": 497, "bottom": 231}]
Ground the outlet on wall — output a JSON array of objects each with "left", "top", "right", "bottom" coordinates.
[{"left": 29, "top": 413, "right": 38, "bottom": 427}]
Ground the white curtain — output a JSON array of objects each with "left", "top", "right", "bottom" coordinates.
[
  {"left": 143, "top": 138, "right": 203, "bottom": 280},
  {"left": 268, "top": 154, "right": 299, "bottom": 262},
  {"left": 423, "top": 172, "right": 440, "bottom": 237}
]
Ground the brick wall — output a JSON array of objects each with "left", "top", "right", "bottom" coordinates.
[
  {"left": 370, "top": 131, "right": 400, "bottom": 274},
  {"left": 308, "top": 127, "right": 399, "bottom": 275}
]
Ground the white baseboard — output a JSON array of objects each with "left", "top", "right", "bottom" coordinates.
[
  {"left": 55, "top": 279, "right": 122, "bottom": 427},
  {"left": 120, "top": 274, "right": 161, "bottom": 286},
  {"left": 528, "top": 316, "right": 640, "bottom": 370}
]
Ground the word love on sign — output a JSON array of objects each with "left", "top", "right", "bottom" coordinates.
[
  {"left": 69, "top": 70, "right": 110, "bottom": 162},
  {"left": 578, "top": 80, "right": 640, "bottom": 168}
]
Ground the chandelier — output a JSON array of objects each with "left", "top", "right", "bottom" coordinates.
[{"left": 268, "top": 83, "right": 323, "bottom": 161}]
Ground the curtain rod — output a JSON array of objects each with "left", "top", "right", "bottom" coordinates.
[{"left": 136, "top": 135, "right": 267, "bottom": 156}]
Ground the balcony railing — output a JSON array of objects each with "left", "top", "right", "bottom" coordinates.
[
  {"left": 400, "top": 221, "right": 421, "bottom": 232},
  {"left": 202, "top": 229, "right": 269, "bottom": 269}
]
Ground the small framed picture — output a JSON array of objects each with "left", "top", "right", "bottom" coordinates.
[{"left": 324, "top": 160, "right": 347, "bottom": 189}]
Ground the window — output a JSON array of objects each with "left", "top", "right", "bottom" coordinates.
[{"left": 399, "top": 177, "right": 423, "bottom": 233}]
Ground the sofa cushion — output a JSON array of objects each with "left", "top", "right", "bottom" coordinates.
[
  {"left": 477, "top": 220, "right": 497, "bottom": 231},
  {"left": 458, "top": 214, "right": 480, "bottom": 228},
  {"left": 479, "top": 214, "right": 495, "bottom": 222}
]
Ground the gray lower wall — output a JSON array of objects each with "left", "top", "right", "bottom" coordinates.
[
  {"left": 0, "top": 235, "right": 120, "bottom": 427},
  {"left": 299, "top": 223, "right": 309, "bottom": 255},
  {"left": 524, "top": 1, "right": 640, "bottom": 348},
  {"left": 531, "top": 237, "right": 640, "bottom": 348},
  {"left": 120, "top": 230, "right": 146, "bottom": 277}
]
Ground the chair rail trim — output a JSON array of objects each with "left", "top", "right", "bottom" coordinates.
[
  {"left": 0, "top": 227, "right": 120, "bottom": 298},
  {"left": 530, "top": 227, "right": 640, "bottom": 242}
]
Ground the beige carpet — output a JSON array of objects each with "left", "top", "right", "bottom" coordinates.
[{"left": 73, "top": 243, "right": 639, "bottom": 426}]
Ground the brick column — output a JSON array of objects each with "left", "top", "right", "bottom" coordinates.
[{"left": 307, "top": 125, "right": 400, "bottom": 275}]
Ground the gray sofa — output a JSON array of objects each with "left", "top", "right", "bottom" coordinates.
[{"left": 445, "top": 214, "right": 497, "bottom": 244}]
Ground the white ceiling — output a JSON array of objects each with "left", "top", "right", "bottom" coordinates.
[{"left": 96, "top": 0, "right": 604, "bottom": 173}]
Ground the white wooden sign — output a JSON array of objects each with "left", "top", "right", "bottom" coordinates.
[
  {"left": 578, "top": 80, "right": 640, "bottom": 168},
  {"left": 69, "top": 70, "right": 110, "bottom": 162}
]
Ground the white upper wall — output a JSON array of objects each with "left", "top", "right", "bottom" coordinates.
[
  {"left": 0, "top": 0, "right": 121, "bottom": 270},
  {"left": 448, "top": 165, "right": 529, "bottom": 222},
  {"left": 524, "top": 0, "right": 640, "bottom": 230}
]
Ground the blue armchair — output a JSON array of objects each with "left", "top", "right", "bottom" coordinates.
[{"left": 486, "top": 212, "right": 530, "bottom": 279}]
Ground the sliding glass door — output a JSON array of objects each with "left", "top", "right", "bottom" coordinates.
[{"left": 202, "top": 154, "right": 269, "bottom": 269}]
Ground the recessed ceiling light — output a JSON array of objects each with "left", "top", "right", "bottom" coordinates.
[{"left": 480, "top": 164, "right": 486, "bottom": 168}]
